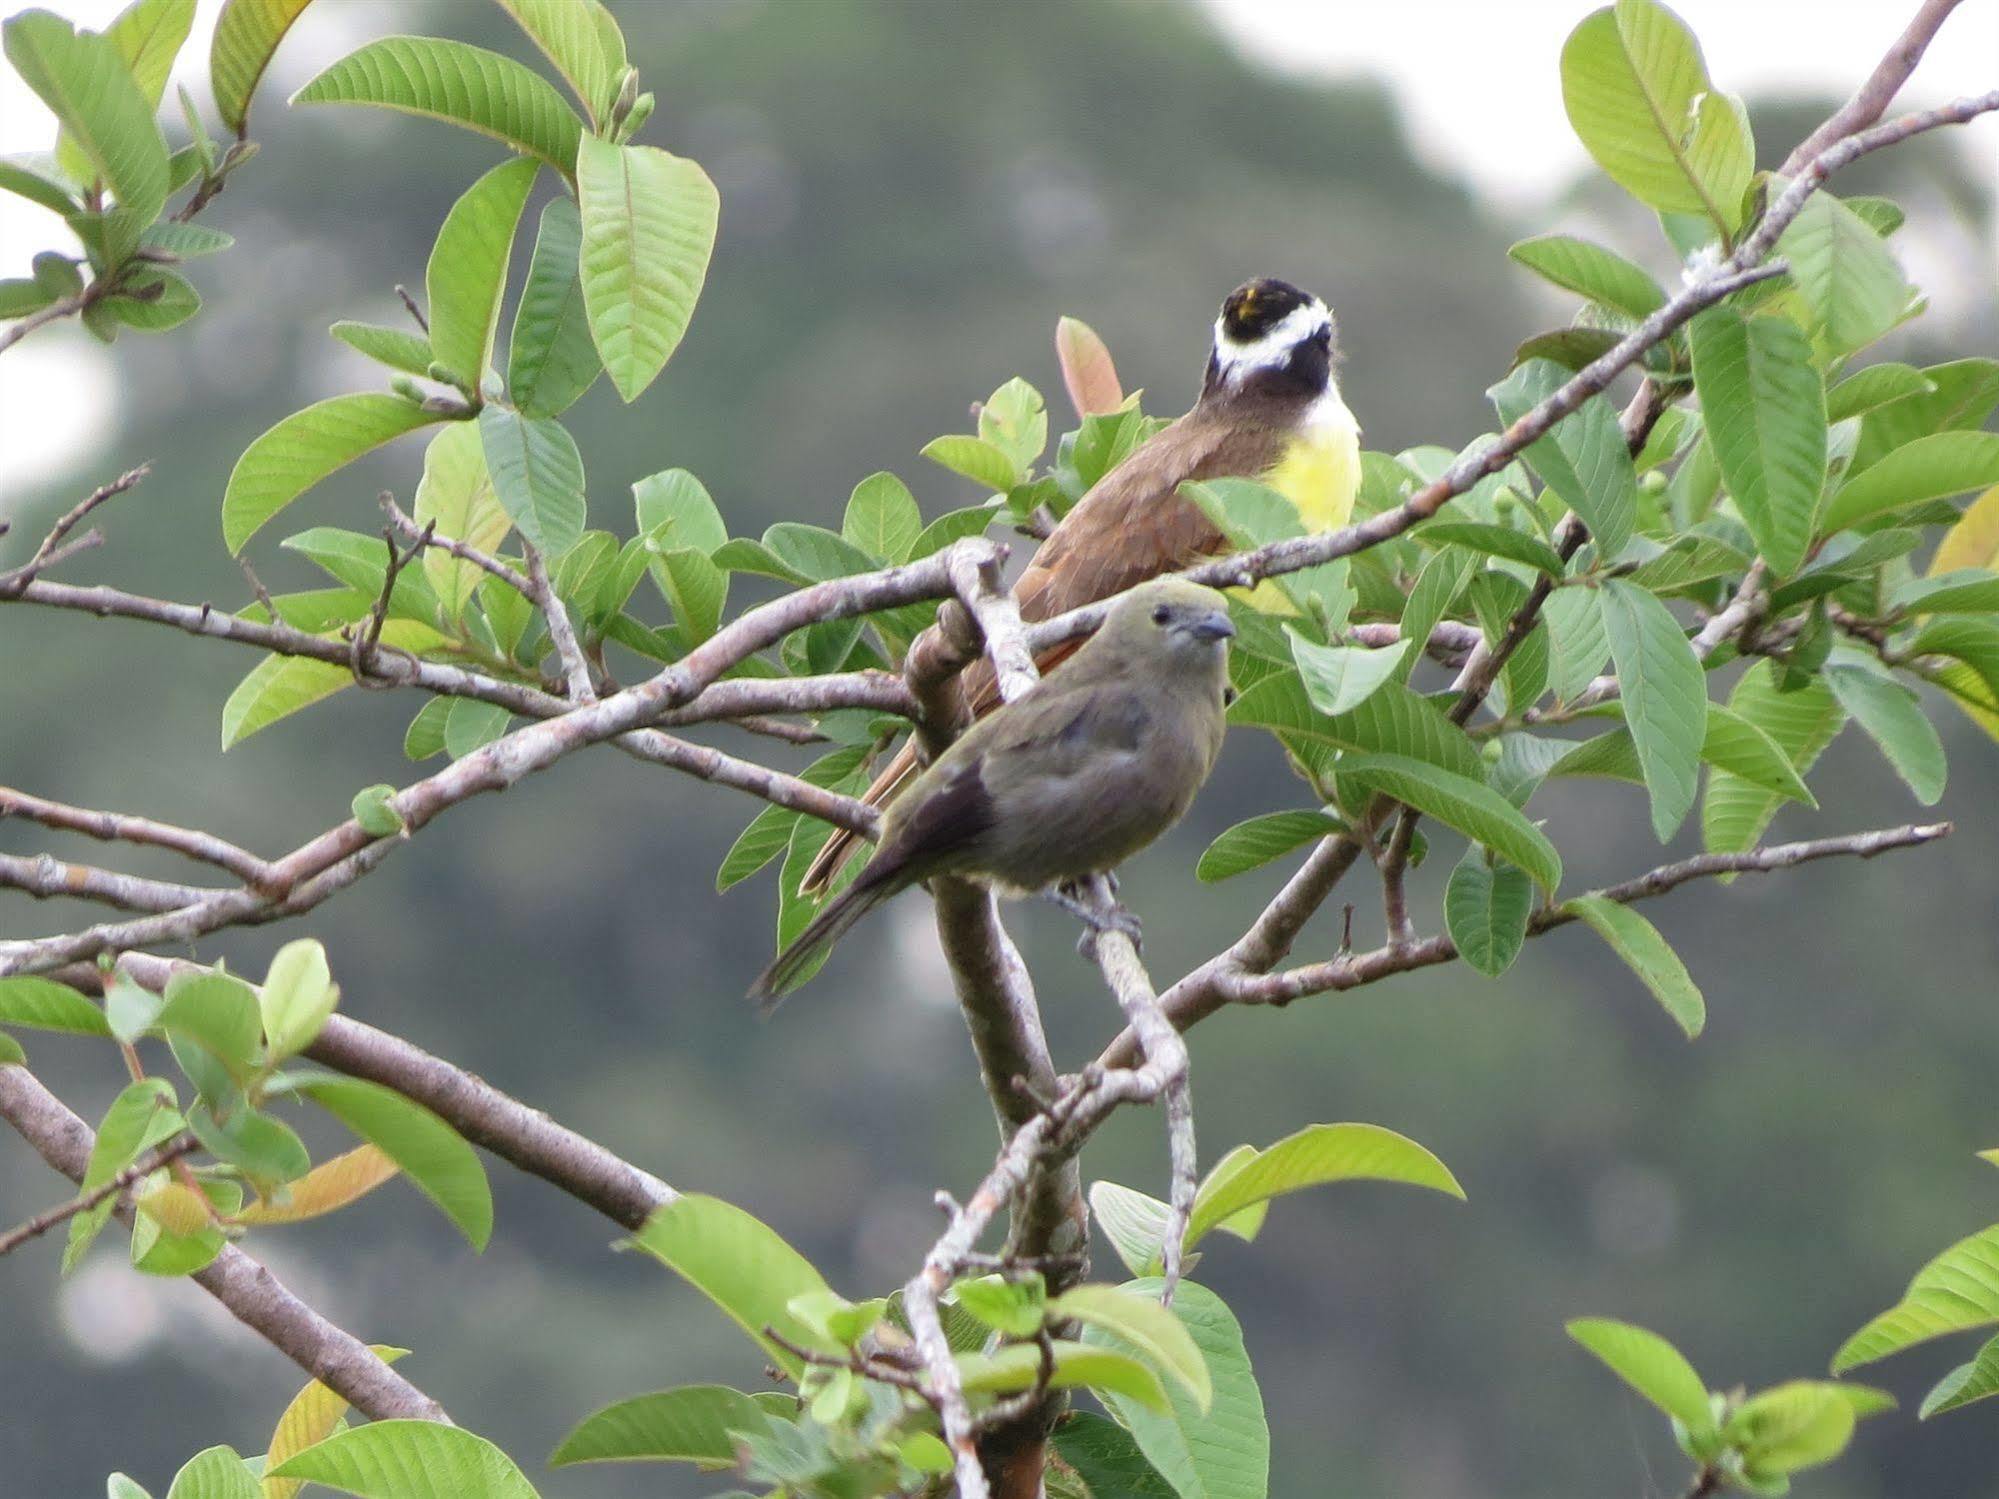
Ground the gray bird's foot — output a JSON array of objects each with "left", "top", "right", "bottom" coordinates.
[{"left": 1046, "top": 881, "right": 1143, "bottom": 955}]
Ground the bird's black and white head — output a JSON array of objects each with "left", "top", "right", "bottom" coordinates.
[{"left": 1201, "top": 277, "right": 1336, "bottom": 405}]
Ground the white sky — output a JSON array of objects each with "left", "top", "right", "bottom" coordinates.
[{"left": 3, "top": 0, "right": 1996, "bottom": 496}]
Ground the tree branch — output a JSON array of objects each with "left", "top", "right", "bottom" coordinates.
[
  {"left": 1778, "top": 0, "right": 1968, "bottom": 175},
  {"left": 0, "top": 1063, "right": 450, "bottom": 1424},
  {"left": 0, "top": 785, "right": 278, "bottom": 888}
]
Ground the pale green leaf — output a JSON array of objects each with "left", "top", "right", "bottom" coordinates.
[
  {"left": 166, "top": 1447, "right": 257, "bottom": 1499},
  {"left": 4, "top": 10, "right": 168, "bottom": 221},
  {"left": 0, "top": 975, "right": 110, "bottom": 1036},
  {"left": 1185, "top": 1123, "right": 1463, "bottom": 1250},
  {"left": 1489, "top": 358, "right": 1637, "bottom": 557},
  {"left": 1836, "top": 1224, "right": 1999, "bottom": 1372},
  {"left": 1086, "top": 1281, "right": 1268, "bottom": 1499},
  {"left": 1827, "top": 362, "right": 1935, "bottom": 424},
  {"left": 220, "top": 622, "right": 442, "bottom": 747},
  {"left": 1227, "top": 672, "right": 1483, "bottom": 780},
  {"left": 633, "top": 468, "right": 727, "bottom": 555},
  {"left": 259, "top": 938, "right": 335, "bottom": 1060},
  {"left": 550, "top": 1384, "right": 768, "bottom": 1468},
  {"left": 1689, "top": 306, "right": 1826, "bottom": 575},
  {"left": 1050, "top": 1283, "right": 1212, "bottom": 1411},
  {"left": 279, "top": 1076, "right": 492, "bottom": 1249},
  {"left": 575, "top": 136, "right": 718, "bottom": 402},
  {"left": 1822, "top": 431, "right": 1999, "bottom": 534},
  {"left": 958, "top": 1340, "right": 1170, "bottom": 1415},
  {"left": 1566, "top": 1317, "right": 1713, "bottom": 1430},
  {"left": 1089, "top": 1180, "right": 1175, "bottom": 1280},
  {"left": 1599, "top": 578, "right": 1706, "bottom": 840},
  {"left": 223, "top": 394, "right": 442, "bottom": 554},
  {"left": 291, "top": 35, "right": 584, "bottom": 175},
  {"left": 329, "top": 320, "right": 432, "bottom": 377},
  {"left": 426, "top": 155, "right": 537, "bottom": 388},
  {"left": 1779, "top": 193, "right": 1915, "bottom": 359},
  {"left": 1826, "top": 662, "right": 1945, "bottom": 804},
  {"left": 1507, "top": 233, "right": 1665, "bottom": 319},
  {"left": 260, "top": 1346, "right": 410, "bottom": 1499},
  {"left": 1337, "top": 752, "right": 1562, "bottom": 891},
  {"left": 479, "top": 405, "right": 585, "bottom": 557},
  {"left": 507, "top": 196, "right": 598, "bottom": 416},
  {"left": 1564, "top": 896, "right": 1705, "bottom": 1036},
  {"left": 921, "top": 434, "right": 1020, "bottom": 494},
  {"left": 414, "top": 422, "right": 510, "bottom": 624},
  {"left": 628, "top": 1193, "right": 836, "bottom": 1375},
  {"left": 268, "top": 1422, "right": 536, "bottom": 1499},
  {"left": 1921, "top": 1332, "right": 1999, "bottom": 1418},
  {"left": 493, "top": 0, "right": 623, "bottom": 125},
  {"left": 1413, "top": 520, "right": 1565, "bottom": 577},
  {"left": 1287, "top": 630, "right": 1409, "bottom": 715},
  {"left": 1704, "top": 662, "right": 1844, "bottom": 855},
  {"left": 841, "top": 471, "right": 922, "bottom": 563},
  {"left": 210, "top": 0, "right": 313, "bottom": 133}
]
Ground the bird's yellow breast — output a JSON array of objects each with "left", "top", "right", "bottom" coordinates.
[{"left": 1237, "top": 390, "right": 1361, "bottom": 613}]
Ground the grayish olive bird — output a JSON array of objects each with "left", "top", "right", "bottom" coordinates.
[{"left": 750, "top": 577, "right": 1235, "bottom": 1005}]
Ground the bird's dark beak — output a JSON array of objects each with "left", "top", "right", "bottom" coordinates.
[{"left": 1188, "top": 610, "right": 1235, "bottom": 642}]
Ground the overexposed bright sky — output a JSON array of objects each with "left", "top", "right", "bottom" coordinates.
[{"left": 3, "top": 0, "right": 1996, "bottom": 495}]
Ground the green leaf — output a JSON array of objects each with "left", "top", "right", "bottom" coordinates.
[
  {"left": 910, "top": 505, "right": 996, "bottom": 558},
  {"left": 1543, "top": 586, "right": 1610, "bottom": 701},
  {"left": 1227, "top": 672, "right": 1483, "bottom": 780},
  {"left": 762, "top": 522, "right": 877, "bottom": 582},
  {"left": 507, "top": 196, "right": 598, "bottom": 417},
  {"left": 165, "top": 1446, "right": 258, "bottom": 1499},
  {"left": 1287, "top": 630, "right": 1409, "bottom": 716},
  {"left": 4, "top": 10, "right": 168, "bottom": 222},
  {"left": 1564, "top": 896, "right": 1705, "bottom": 1036},
  {"left": 291, "top": 35, "right": 584, "bottom": 175},
  {"left": 1559, "top": 0, "right": 1752, "bottom": 231},
  {"left": 1827, "top": 362, "right": 1936, "bottom": 424},
  {"left": 1089, "top": 1180, "right": 1175, "bottom": 1280},
  {"left": 260, "top": 938, "right": 337, "bottom": 1060},
  {"left": 1838, "top": 1223, "right": 1999, "bottom": 1372},
  {"left": 1825, "top": 662, "right": 1944, "bottom": 804},
  {"left": 442, "top": 699, "right": 510, "bottom": 758},
  {"left": 575, "top": 136, "right": 719, "bottom": 402},
  {"left": 1085, "top": 1281, "right": 1268, "bottom": 1499},
  {"left": 209, "top": 0, "right": 313, "bottom": 133},
  {"left": 1337, "top": 753, "right": 1562, "bottom": 891},
  {"left": 958, "top": 1340, "right": 1171, "bottom": 1416},
  {"left": 351, "top": 783, "right": 406, "bottom": 837},
  {"left": 633, "top": 468, "right": 727, "bottom": 555},
  {"left": 1823, "top": 431, "right": 1999, "bottom": 534},
  {"left": 1050, "top": 1413, "right": 1179, "bottom": 1499},
  {"left": 1415, "top": 520, "right": 1565, "bottom": 577},
  {"left": 1921, "top": 1331, "right": 1999, "bottom": 1418},
  {"left": 921, "top": 434, "right": 1020, "bottom": 493},
  {"left": 1598, "top": 578, "right": 1706, "bottom": 840},
  {"left": 1489, "top": 359, "right": 1637, "bottom": 558},
  {"left": 1688, "top": 306, "right": 1827, "bottom": 576},
  {"left": 478, "top": 405, "right": 585, "bottom": 558},
  {"left": 1778, "top": 193, "right": 1914, "bottom": 359},
  {"left": 1725, "top": 1382, "right": 1865, "bottom": 1477},
  {"left": 66, "top": 1078, "right": 182, "bottom": 1270},
  {"left": 0, "top": 975, "right": 110, "bottom": 1036},
  {"left": 842, "top": 471, "right": 922, "bottom": 563},
  {"left": 981, "top": 377, "right": 1049, "bottom": 471},
  {"left": 1853, "top": 359, "right": 1999, "bottom": 475},
  {"left": 1195, "top": 810, "right": 1341, "bottom": 883},
  {"left": 953, "top": 1273, "right": 1047, "bottom": 1337},
  {"left": 493, "top": 0, "right": 623, "bottom": 126},
  {"left": 269, "top": 1422, "right": 537, "bottom": 1499},
  {"left": 330, "top": 320, "right": 432, "bottom": 377},
  {"left": 1051, "top": 1283, "right": 1212, "bottom": 1411},
  {"left": 647, "top": 546, "right": 726, "bottom": 645},
  {"left": 1704, "top": 662, "right": 1844, "bottom": 855},
  {"left": 0, "top": 152, "right": 79, "bottom": 213},
  {"left": 158, "top": 969, "right": 261, "bottom": 1074},
  {"left": 98, "top": 265, "right": 198, "bottom": 332},
  {"left": 1566, "top": 1317, "right": 1713, "bottom": 1431},
  {"left": 1507, "top": 233, "right": 1665, "bottom": 319},
  {"left": 283, "top": 1076, "right": 492, "bottom": 1249},
  {"left": 1699, "top": 704, "right": 1817, "bottom": 807},
  {"left": 224, "top": 395, "right": 442, "bottom": 554},
  {"left": 414, "top": 422, "right": 510, "bottom": 624},
  {"left": 219, "top": 622, "right": 441, "bottom": 747},
  {"left": 550, "top": 1384, "right": 768, "bottom": 1468},
  {"left": 628, "top": 1193, "right": 836, "bottom": 1374},
  {"left": 188, "top": 1100, "right": 311, "bottom": 1189},
  {"left": 1444, "top": 852, "right": 1534, "bottom": 977},
  {"left": 425, "top": 156, "right": 537, "bottom": 389},
  {"left": 1893, "top": 568, "right": 1999, "bottom": 616},
  {"left": 1185, "top": 1124, "right": 1463, "bottom": 1251}
]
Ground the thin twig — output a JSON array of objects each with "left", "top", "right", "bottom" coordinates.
[
  {"left": 0, "top": 786, "right": 277, "bottom": 887},
  {"left": 0, "top": 1132, "right": 197, "bottom": 1258},
  {"left": 0, "top": 465, "right": 149, "bottom": 596},
  {"left": 522, "top": 540, "right": 596, "bottom": 702}
]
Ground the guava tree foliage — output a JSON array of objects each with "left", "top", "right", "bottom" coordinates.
[{"left": 0, "top": 1, "right": 1996, "bottom": 1497}]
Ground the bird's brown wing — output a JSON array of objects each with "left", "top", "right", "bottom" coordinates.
[{"left": 801, "top": 406, "right": 1283, "bottom": 894}]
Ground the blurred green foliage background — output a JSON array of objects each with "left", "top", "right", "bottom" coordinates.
[{"left": 3, "top": 2, "right": 1996, "bottom": 1495}]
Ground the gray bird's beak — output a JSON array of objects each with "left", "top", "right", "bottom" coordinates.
[{"left": 1188, "top": 610, "right": 1235, "bottom": 642}]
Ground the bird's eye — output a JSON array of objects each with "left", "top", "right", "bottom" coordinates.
[{"left": 1151, "top": 605, "right": 1172, "bottom": 625}]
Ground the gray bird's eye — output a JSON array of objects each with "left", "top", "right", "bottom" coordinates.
[{"left": 1151, "top": 605, "right": 1172, "bottom": 625}]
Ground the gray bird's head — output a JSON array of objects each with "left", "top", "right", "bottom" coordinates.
[
  {"left": 1097, "top": 577, "right": 1235, "bottom": 671},
  {"left": 1202, "top": 277, "right": 1336, "bottom": 405}
]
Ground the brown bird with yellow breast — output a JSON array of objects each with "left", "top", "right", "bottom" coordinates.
[{"left": 803, "top": 276, "right": 1361, "bottom": 895}]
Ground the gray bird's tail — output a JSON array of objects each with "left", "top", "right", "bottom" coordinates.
[{"left": 748, "top": 875, "right": 895, "bottom": 1012}]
